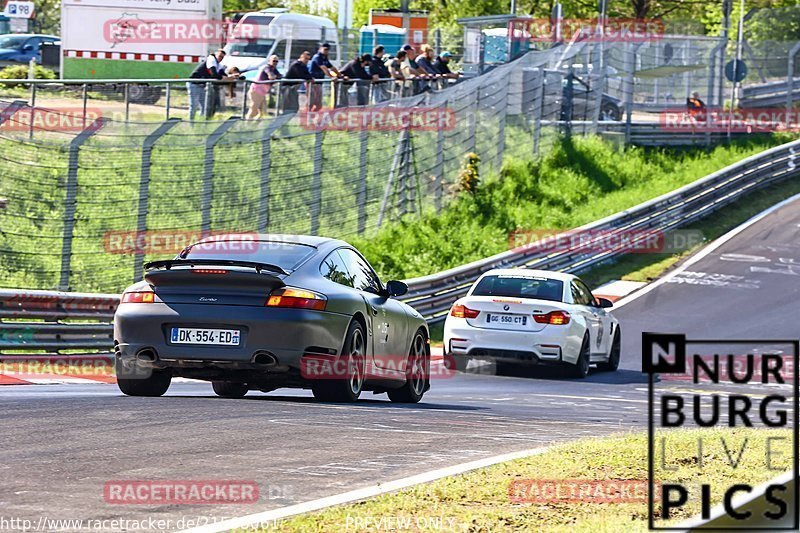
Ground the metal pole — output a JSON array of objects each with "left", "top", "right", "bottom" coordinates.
[
  {"left": 165, "top": 82, "right": 171, "bottom": 120},
  {"left": 204, "top": 81, "right": 212, "bottom": 120},
  {"left": 434, "top": 29, "right": 441, "bottom": 58},
  {"left": 727, "top": 0, "right": 745, "bottom": 141},
  {"left": 258, "top": 113, "right": 294, "bottom": 233},
  {"left": 357, "top": 128, "right": 368, "bottom": 235},
  {"left": 310, "top": 130, "right": 324, "bottom": 235},
  {"left": 241, "top": 80, "right": 249, "bottom": 119},
  {"left": 60, "top": 118, "right": 106, "bottom": 291},
  {"left": 133, "top": 119, "right": 180, "bottom": 283},
  {"left": 82, "top": 83, "right": 88, "bottom": 129},
  {"left": 124, "top": 82, "right": 130, "bottom": 122},
  {"left": 434, "top": 99, "right": 446, "bottom": 211},
  {"left": 29, "top": 84, "right": 36, "bottom": 140},
  {"left": 787, "top": 43, "right": 800, "bottom": 121},
  {"left": 201, "top": 117, "right": 239, "bottom": 234}
]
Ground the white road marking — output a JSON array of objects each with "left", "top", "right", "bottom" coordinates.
[{"left": 176, "top": 447, "right": 550, "bottom": 533}]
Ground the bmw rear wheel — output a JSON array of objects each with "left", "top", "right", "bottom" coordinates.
[
  {"left": 569, "top": 334, "right": 591, "bottom": 379},
  {"left": 212, "top": 381, "right": 248, "bottom": 398},
  {"left": 598, "top": 329, "right": 621, "bottom": 372},
  {"left": 388, "top": 330, "right": 429, "bottom": 403},
  {"left": 312, "top": 321, "right": 366, "bottom": 403}
]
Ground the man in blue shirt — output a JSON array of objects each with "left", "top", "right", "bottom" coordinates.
[{"left": 308, "top": 42, "right": 340, "bottom": 110}]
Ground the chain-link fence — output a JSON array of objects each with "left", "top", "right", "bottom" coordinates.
[{"left": 0, "top": 45, "right": 611, "bottom": 293}]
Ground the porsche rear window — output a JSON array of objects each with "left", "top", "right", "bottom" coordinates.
[
  {"left": 182, "top": 241, "right": 315, "bottom": 270},
  {"left": 471, "top": 275, "right": 564, "bottom": 302}
]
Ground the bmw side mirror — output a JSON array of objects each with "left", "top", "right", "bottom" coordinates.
[
  {"left": 597, "top": 297, "right": 614, "bottom": 309},
  {"left": 385, "top": 280, "right": 408, "bottom": 298}
]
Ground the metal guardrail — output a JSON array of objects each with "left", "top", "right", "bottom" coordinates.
[{"left": 0, "top": 137, "right": 798, "bottom": 354}]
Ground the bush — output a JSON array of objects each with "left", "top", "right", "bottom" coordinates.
[{"left": 0, "top": 64, "right": 56, "bottom": 81}]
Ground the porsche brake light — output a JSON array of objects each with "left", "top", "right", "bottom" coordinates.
[
  {"left": 451, "top": 304, "right": 480, "bottom": 319},
  {"left": 121, "top": 291, "right": 158, "bottom": 304},
  {"left": 266, "top": 287, "right": 327, "bottom": 311},
  {"left": 533, "top": 310, "right": 570, "bottom": 325}
]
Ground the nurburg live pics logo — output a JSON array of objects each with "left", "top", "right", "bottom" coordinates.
[{"left": 643, "top": 332, "right": 799, "bottom": 529}]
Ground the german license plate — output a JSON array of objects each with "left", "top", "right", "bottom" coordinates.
[
  {"left": 486, "top": 313, "right": 527, "bottom": 326},
  {"left": 170, "top": 327, "right": 241, "bottom": 346}
]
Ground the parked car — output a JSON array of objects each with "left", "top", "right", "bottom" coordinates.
[
  {"left": 0, "top": 34, "right": 59, "bottom": 63},
  {"left": 444, "top": 269, "right": 621, "bottom": 378},
  {"left": 114, "top": 234, "right": 430, "bottom": 403}
]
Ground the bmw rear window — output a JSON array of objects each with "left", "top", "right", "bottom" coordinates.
[
  {"left": 471, "top": 275, "right": 564, "bottom": 302},
  {"left": 182, "top": 240, "right": 315, "bottom": 270}
]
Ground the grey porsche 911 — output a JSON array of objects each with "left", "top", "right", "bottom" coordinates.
[{"left": 113, "top": 234, "right": 430, "bottom": 403}]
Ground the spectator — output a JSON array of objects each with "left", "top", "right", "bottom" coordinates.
[
  {"left": 433, "top": 51, "right": 459, "bottom": 79},
  {"left": 283, "top": 51, "right": 313, "bottom": 112},
  {"left": 687, "top": 91, "right": 706, "bottom": 121},
  {"left": 308, "top": 42, "right": 340, "bottom": 111},
  {"left": 416, "top": 44, "right": 437, "bottom": 75},
  {"left": 340, "top": 54, "right": 373, "bottom": 106},
  {"left": 387, "top": 50, "right": 410, "bottom": 96},
  {"left": 247, "top": 55, "right": 281, "bottom": 119},
  {"left": 369, "top": 46, "right": 391, "bottom": 102},
  {"left": 187, "top": 48, "right": 226, "bottom": 121},
  {"left": 402, "top": 44, "right": 430, "bottom": 94}
]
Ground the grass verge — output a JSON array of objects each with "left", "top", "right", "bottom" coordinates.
[{"left": 269, "top": 428, "right": 791, "bottom": 532}]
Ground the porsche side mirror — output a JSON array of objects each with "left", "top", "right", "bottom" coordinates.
[{"left": 385, "top": 280, "right": 408, "bottom": 298}]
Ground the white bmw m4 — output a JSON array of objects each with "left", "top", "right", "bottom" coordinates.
[{"left": 443, "top": 269, "right": 620, "bottom": 378}]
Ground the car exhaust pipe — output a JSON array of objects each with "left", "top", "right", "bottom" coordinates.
[
  {"left": 136, "top": 349, "right": 158, "bottom": 364},
  {"left": 252, "top": 351, "right": 278, "bottom": 367}
]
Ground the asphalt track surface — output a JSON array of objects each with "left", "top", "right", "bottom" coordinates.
[{"left": 3, "top": 197, "right": 800, "bottom": 530}]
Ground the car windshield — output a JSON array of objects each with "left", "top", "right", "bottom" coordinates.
[
  {"left": 0, "top": 36, "right": 27, "bottom": 49},
  {"left": 181, "top": 240, "right": 315, "bottom": 271},
  {"left": 472, "top": 275, "right": 564, "bottom": 302},
  {"left": 226, "top": 39, "right": 274, "bottom": 57}
]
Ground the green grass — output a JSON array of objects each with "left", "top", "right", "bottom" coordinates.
[
  {"left": 269, "top": 428, "right": 791, "bottom": 532},
  {"left": 352, "top": 134, "right": 793, "bottom": 281}
]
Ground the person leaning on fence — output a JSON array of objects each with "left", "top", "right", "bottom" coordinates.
[
  {"left": 687, "top": 91, "right": 706, "bottom": 122},
  {"left": 433, "top": 51, "right": 460, "bottom": 80},
  {"left": 401, "top": 44, "right": 428, "bottom": 95},
  {"left": 248, "top": 55, "right": 282, "bottom": 119},
  {"left": 283, "top": 51, "right": 313, "bottom": 112},
  {"left": 387, "top": 50, "right": 409, "bottom": 97},
  {"left": 369, "top": 46, "right": 391, "bottom": 102},
  {"left": 416, "top": 44, "right": 441, "bottom": 90},
  {"left": 308, "top": 42, "right": 341, "bottom": 110},
  {"left": 340, "top": 54, "right": 372, "bottom": 106},
  {"left": 187, "top": 48, "right": 226, "bottom": 121}
]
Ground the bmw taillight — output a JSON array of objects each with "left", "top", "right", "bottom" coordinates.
[
  {"left": 450, "top": 304, "right": 480, "bottom": 319},
  {"left": 266, "top": 287, "right": 327, "bottom": 311},
  {"left": 121, "top": 290, "right": 158, "bottom": 304},
  {"left": 533, "top": 311, "right": 571, "bottom": 325}
]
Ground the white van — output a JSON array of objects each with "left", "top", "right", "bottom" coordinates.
[{"left": 222, "top": 9, "right": 340, "bottom": 80}]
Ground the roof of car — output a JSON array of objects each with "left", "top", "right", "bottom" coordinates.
[{"left": 479, "top": 268, "right": 576, "bottom": 282}]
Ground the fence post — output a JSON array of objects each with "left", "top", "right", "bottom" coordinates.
[
  {"left": 133, "top": 119, "right": 180, "bottom": 284},
  {"left": 468, "top": 86, "right": 480, "bottom": 154},
  {"left": 201, "top": 117, "right": 239, "bottom": 234},
  {"left": 357, "top": 128, "right": 368, "bottom": 235},
  {"left": 787, "top": 42, "right": 800, "bottom": 120},
  {"left": 310, "top": 130, "right": 325, "bottom": 235},
  {"left": 496, "top": 75, "right": 510, "bottom": 171},
  {"left": 59, "top": 118, "right": 106, "bottom": 291},
  {"left": 378, "top": 127, "right": 409, "bottom": 228},
  {"left": 533, "top": 70, "right": 544, "bottom": 156},
  {"left": 166, "top": 82, "right": 171, "bottom": 120},
  {"left": 434, "top": 29, "right": 441, "bottom": 57},
  {"left": 434, "top": 99, "right": 447, "bottom": 211},
  {"left": 258, "top": 113, "right": 294, "bottom": 233}
]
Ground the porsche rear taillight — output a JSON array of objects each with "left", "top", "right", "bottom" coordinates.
[
  {"left": 266, "top": 287, "right": 327, "bottom": 311},
  {"left": 450, "top": 304, "right": 480, "bottom": 319},
  {"left": 121, "top": 290, "right": 158, "bottom": 304},
  {"left": 533, "top": 310, "right": 571, "bottom": 325}
]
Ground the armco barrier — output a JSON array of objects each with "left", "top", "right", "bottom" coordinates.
[{"left": 0, "top": 137, "right": 798, "bottom": 355}]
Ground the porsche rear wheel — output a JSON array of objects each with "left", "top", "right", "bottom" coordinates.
[{"left": 312, "top": 321, "right": 365, "bottom": 403}]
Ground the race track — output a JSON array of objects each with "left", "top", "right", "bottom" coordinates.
[{"left": 3, "top": 196, "right": 800, "bottom": 530}]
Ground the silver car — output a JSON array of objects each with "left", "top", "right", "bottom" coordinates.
[{"left": 114, "top": 234, "right": 430, "bottom": 403}]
